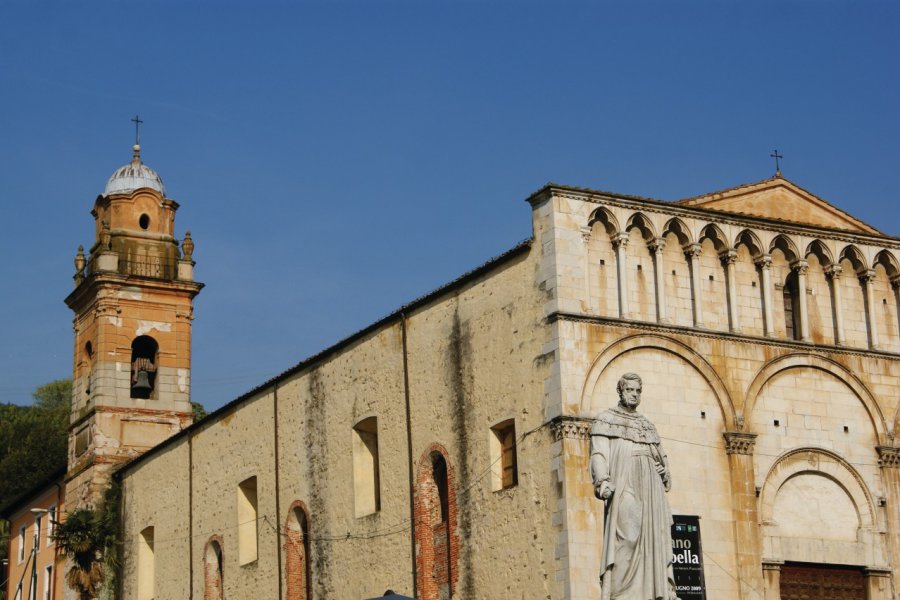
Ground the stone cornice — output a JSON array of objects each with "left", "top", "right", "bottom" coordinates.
[
  {"left": 724, "top": 432, "right": 758, "bottom": 455},
  {"left": 547, "top": 311, "right": 900, "bottom": 362},
  {"left": 542, "top": 186, "right": 900, "bottom": 249},
  {"left": 877, "top": 446, "right": 900, "bottom": 468}
]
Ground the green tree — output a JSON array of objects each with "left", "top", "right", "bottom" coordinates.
[{"left": 191, "top": 401, "right": 208, "bottom": 422}]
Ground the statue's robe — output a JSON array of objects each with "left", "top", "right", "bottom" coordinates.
[{"left": 590, "top": 407, "right": 676, "bottom": 600}]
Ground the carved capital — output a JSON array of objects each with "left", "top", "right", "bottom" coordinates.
[
  {"left": 824, "top": 264, "right": 843, "bottom": 280},
  {"left": 550, "top": 416, "right": 593, "bottom": 441},
  {"left": 683, "top": 243, "right": 702, "bottom": 261},
  {"left": 611, "top": 232, "right": 629, "bottom": 250},
  {"left": 719, "top": 249, "right": 738, "bottom": 266},
  {"left": 860, "top": 269, "right": 877, "bottom": 285},
  {"left": 754, "top": 254, "right": 773, "bottom": 270},
  {"left": 877, "top": 445, "right": 900, "bottom": 468},
  {"left": 648, "top": 237, "right": 666, "bottom": 254},
  {"left": 579, "top": 226, "right": 592, "bottom": 243},
  {"left": 724, "top": 431, "right": 757, "bottom": 455},
  {"left": 791, "top": 259, "right": 809, "bottom": 276}
]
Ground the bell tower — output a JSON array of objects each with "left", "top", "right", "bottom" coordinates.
[{"left": 64, "top": 142, "right": 203, "bottom": 507}]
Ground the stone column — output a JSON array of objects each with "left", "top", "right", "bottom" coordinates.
[
  {"left": 761, "top": 561, "right": 782, "bottom": 600},
  {"left": 721, "top": 249, "right": 740, "bottom": 333},
  {"left": 825, "top": 265, "right": 845, "bottom": 345},
  {"left": 724, "top": 432, "right": 764, "bottom": 599},
  {"left": 861, "top": 269, "right": 880, "bottom": 349},
  {"left": 877, "top": 446, "right": 900, "bottom": 590},
  {"left": 580, "top": 226, "right": 593, "bottom": 314},
  {"left": 893, "top": 277, "right": 900, "bottom": 342},
  {"left": 755, "top": 255, "right": 775, "bottom": 337},
  {"left": 684, "top": 243, "right": 704, "bottom": 327},
  {"left": 612, "top": 232, "right": 630, "bottom": 319},
  {"left": 649, "top": 237, "right": 668, "bottom": 323},
  {"left": 791, "top": 260, "right": 810, "bottom": 341}
]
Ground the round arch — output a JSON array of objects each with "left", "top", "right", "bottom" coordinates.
[
  {"left": 743, "top": 353, "right": 887, "bottom": 441},
  {"left": 759, "top": 446, "right": 876, "bottom": 536},
  {"left": 579, "top": 333, "right": 736, "bottom": 429}
]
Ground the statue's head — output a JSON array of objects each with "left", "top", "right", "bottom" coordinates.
[{"left": 616, "top": 372, "right": 642, "bottom": 411}]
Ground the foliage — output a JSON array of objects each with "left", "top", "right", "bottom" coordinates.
[
  {"left": 0, "top": 379, "right": 70, "bottom": 600},
  {"left": 0, "top": 379, "right": 71, "bottom": 509},
  {"left": 53, "top": 482, "right": 121, "bottom": 600},
  {"left": 191, "top": 400, "right": 208, "bottom": 422}
]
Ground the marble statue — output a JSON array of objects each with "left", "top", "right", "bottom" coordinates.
[{"left": 590, "top": 373, "right": 680, "bottom": 600}]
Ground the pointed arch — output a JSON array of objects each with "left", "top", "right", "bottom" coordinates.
[
  {"left": 769, "top": 234, "right": 801, "bottom": 263},
  {"left": 625, "top": 212, "right": 657, "bottom": 242},
  {"left": 743, "top": 353, "right": 887, "bottom": 441},
  {"left": 839, "top": 244, "right": 869, "bottom": 274},
  {"left": 804, "top": 239, "right": 835, "bottom": 268},
  {"left": 661, "top": 217, "right": 693, "bottom": 247},
  {"left": 698, "top": 223, "right": 729, "bottom": 252},
  {"left": 588, "top": 207, "right": 620, "bottom": 236},
  {"left": 873, "top": 249, "right": 900, "bottom": 280},
  {"left": 734, "top": 229, "right": 764, "bottom": 258},
  {"left": 579, "top": 333, "right": 736, "bottom": 429}
]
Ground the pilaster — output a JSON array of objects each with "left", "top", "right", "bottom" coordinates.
[{"left": 724, "top": 431, "right": 764, "bottom": 599}]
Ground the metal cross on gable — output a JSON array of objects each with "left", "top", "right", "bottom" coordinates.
[
  {"left": 770, "top": 149, "right": 783, "bottom": 176},
  {"left": 131, "top": 114, "right": 143, "bottom": 146}
]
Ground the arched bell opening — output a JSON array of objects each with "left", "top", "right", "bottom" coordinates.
[{"left": 130, "top": 335, "right": 159, "bottom": 399}]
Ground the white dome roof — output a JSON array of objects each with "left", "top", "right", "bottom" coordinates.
[{"left": 104, "top": 145, "right": 165, "bottom": 195}]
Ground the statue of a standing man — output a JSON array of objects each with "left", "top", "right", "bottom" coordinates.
[{"left": 590, "top": 373, "right": 680, "bottom": 600}]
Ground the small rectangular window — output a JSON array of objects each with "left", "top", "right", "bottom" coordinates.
[
  {"left": 18, "top": 525, "right": 26, "bottom": 562},
  {"left": 34, "top": 516, "right": 42, "bottom": 549},
  {"left": 352, "top": 417, "right": 381, "bottom": 517},
  {"left": 43, "top": 565, "right": 53, "bottom": 600},
  {"left": 238, "top": 477, "right": 258, "bottom": 565},
  {"left": 490, "top": 419, "right": 518, "bottom": 491},
  {"left": 47, "top": 506, "right": 56, "bottom": 547},
  {"left": 138, "top": 526, "right": 155, "bottom": 600}
]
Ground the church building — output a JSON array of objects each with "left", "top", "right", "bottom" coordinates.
[{"left": 5, "top": 144, "right": 900, "bottom": 600}]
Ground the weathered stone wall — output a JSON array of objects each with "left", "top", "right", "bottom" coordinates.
[{"left": 119, "top": 243, "right": 555, "bottom": 599}]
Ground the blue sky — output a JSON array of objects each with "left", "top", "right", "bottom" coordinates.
[{"left": 1, "top": 2, "right": 898, "bottom": 412}]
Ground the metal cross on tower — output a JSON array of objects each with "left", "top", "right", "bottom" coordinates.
[
  {"left": 770, "top": 149, "right": 783, "bottom": 176},
  {"left": 131, "top": 114, "right": 144, "bottom": 146}
]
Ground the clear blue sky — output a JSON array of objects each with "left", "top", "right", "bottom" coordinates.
[{"left": 1, "top": 2, "right": 898, "bottom": 412}]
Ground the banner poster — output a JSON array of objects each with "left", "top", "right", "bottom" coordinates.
[{"left": 671, "top": 515, "right": 706, "bottom": 600}]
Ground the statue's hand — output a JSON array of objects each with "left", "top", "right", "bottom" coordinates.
[{"left": 595, "top": 481, "right": 615, "bottom": 500}]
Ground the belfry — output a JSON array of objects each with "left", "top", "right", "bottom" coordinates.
[{"left": 64, "top": 141, "right": 203, "bottom": 508}]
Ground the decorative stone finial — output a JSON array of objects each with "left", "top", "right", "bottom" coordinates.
[
  {"left": 182, "top": 231, "right": 195, "bottom": 261},
  {"left": 74, "top": 245, "right": 86, "bottom": 285},
  {"left": 132, "top": 144, "right": 141, "bottom": 163}
]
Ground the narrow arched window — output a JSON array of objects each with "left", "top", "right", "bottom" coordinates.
[
  {"left": 783, "top": 272, "right": 801, "bottom": 340},
  {"left": 130, "top": 336, "right": 159, "bottom": 399},
  {"left": 204, "top": 539, "right": 224, "bottom": 600},
  {"left": 285, "top": 505, "right": 312, "bottom": 600}
]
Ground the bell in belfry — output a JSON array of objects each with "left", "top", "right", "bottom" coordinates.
[{"left": 132, "top": 369, "right": 153, "bottom": 396}]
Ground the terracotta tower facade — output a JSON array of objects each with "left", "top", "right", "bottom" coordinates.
[{"left": 64, "top": 144, "right": 203, "bottom": 508}]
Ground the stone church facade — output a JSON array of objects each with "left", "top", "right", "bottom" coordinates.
[{"left": 110, "top": 170, "right": 900, "bottom": 600}]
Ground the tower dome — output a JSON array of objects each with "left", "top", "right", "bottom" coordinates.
[{"left": 104, "top": 144, "right": 165, "bottom": 195}]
